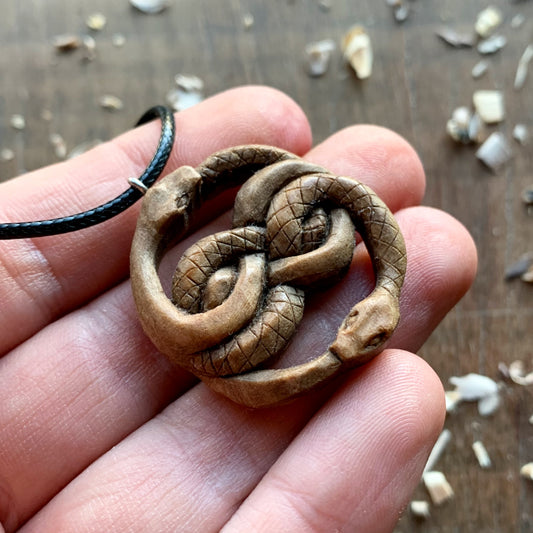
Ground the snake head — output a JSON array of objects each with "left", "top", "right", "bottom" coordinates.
[{"left": 329, "top": 286, "right": 400, "bottom": 367}]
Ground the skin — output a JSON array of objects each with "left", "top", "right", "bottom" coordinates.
[{"left": 0, "top": 86, "right": 477, "bottom": 533}]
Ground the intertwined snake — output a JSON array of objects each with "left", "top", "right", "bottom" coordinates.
[{"left": 130, "top": 145, "right": 406, "bottom": 407}]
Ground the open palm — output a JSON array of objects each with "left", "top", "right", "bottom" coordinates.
[{"left": 0, "top": 87, "right": 476, "bottom": 532}]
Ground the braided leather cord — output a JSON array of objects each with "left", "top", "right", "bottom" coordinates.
[{"left": 0, "top": 105, "right": 175, "bottom": 239}]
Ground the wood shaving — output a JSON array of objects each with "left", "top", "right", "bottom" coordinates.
[
  {"left": 449, "top": 373, "right": 500, "bottom": 415},
  {"left": 472, "top": 440, "right": 492, "bottom": 469},
  {"left": 305, "top": 39, "right": 336, "bottom": 77},
  {"left": 242, "top": 13, "right": 254, "bottom": 29},
  {"left": 508, "top": 360, "right": 533, "bottom": 386},
  {"left": 167, "top": 74, "right": 205, "bottom": 112},
  {"left": 424, "top": 429, "right": 452, "bottom": 473},
  {"left": 514, "top": 44, "right": 533, "bottom": 91},
  {"left": 436, "top": 27, "right": 474, "bottom": 48},
  {"left": 520, "top": 463, "right": 533, "bottom": 481},
  {"left": 473, "top": 90, "right": 505, "bottom": 124},
  {"left": 446, "top": 106, "right": 472, "bottom": 143},
  {"left": 341, "top": 25, "right": 373, "bottom": 79},
  {"left": 49, "top": 133, "right": 67, "bottom": 159},
  {"left": 522, "top": 187, "right": 533, "bottom": 206},
  {"left": 423, "top": 471, "right": 454, "bottom": 505},
  {"left": 523, "top": 267, "right": 533, "bottom": 283},
  {"left": 477, "top": 392, "right": 501, "bottom": 416},
  {"left": 98, "top": 94, "right": 124, "bottom": 111},
  {"left": 82, "top": 35, "right": 96, "bottom": 61},
  {"left": 505, "top": 253, "right": 533, "bottom": 280},
  {"left": 68, "top": 139, "right": 103, "bottom": 159},
  {"left": 86, "top": 12, "right": 107, "bottom": 31},
  {"left": 53, "top": 34, "right": 81, "bottom": 52},
  {"left": 513, "top": 124, "right": 529, "bottom": 146},
  {"left": 476, "top": 132, "right": 512, "bottom": 170},
  {"left": 477, "top": 35, "right": 507, "bottom": 55},
  {"left": 511, "top": 14, "right": 525, "bottom": 29},
  {"left": 475, "top": 6, "right": 503, "bottom": 38},
  {"left": 129, "top": 0, "right": 171, "bottom": 14},
  {"left": 471, "top": 60, "right": 489, "bottom": 79},
  {"left": 112, "top": 33, "right": 126, "bottom": 47},
  {"left": 410, "top": 500, "right": 430, "bottom": 519},
  {"left": 0, "top": 148, "right": 14, "bottom": 162},
  {"left": 391, "top": 3, "right": 410, "bottom": 23},
  {"left": 175, "top": 74, "right": 204, "bottom": 92},
  {"left": 445, "top": 390, "right": 462, "bottom": 412},
  {"left": 10, "top": 114, "right": 25, "bottom": 130},
  {"left": 40, "top": 109, "right": 53, "bottom": 121}
]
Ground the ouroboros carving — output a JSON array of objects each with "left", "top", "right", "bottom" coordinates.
[{"left": 130, "top": 145, "right": 407, "bottom": 408}]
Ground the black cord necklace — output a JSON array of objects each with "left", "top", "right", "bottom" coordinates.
[{"left": 0, "top": 105, "right": 175, "bottom": 240}]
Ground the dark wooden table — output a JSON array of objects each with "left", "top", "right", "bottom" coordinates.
[{"left": 1, "top": 1, "right": 532, "bottom": 531}]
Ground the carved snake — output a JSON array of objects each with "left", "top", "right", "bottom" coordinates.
[{"left": 130, "top": 145, "right": 406, "bottom": 407}]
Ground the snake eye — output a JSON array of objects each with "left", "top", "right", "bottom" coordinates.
[{"left": 365, "top": 332, "right": 387, "bottom": 350}]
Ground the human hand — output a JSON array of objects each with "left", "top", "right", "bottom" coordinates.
[{"left": 0, "top": 86, "right": 476, "bottom": 532}]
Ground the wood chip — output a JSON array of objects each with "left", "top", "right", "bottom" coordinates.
[
  {"left": 424, "top": 429, "right": 452, "bottom": 473},
  {"left": 505, "top": 253, "right": 533, "bottom": 279},
  {"left": 476, "top": 132, "right": 512, "bottom": 170},
  {"left": 86, "top": 12, "right": 107, "bottom": 31},
  {"left": 529, "top": 414, "right": 533, "bottom": 425},
  {"left": 393, "top": 4, "right": 410, "bottom": 23},
  {"left": 520, "top": 463, "right": 533, "bottom": 481},
  {"left": 68, "top": 139, "right": 103, "bottom": 159},
  {"left": 445, "top": 390, "right": 462, "bottom": 412},
  {"left": 10, "top": 114, "right": 25, "bottom": 130},
  {"left": 242, "top": 13, "right": 254, "bottom": 29},
  {"left": 53, "top": 34, "right": 81, "bottom": 52},
  {"left": 514, "top": 44, "right": 533, "bottom": 91},
  {"left": 341, "top": 25, "right": 373, "bottom": 79},
  {"left": 40, "top": 109, "right": 53, "bottom": 121},
  {"left": 472, "top": 60, "right": 489, "bottom": 79},
  {"left": 49, "top": 133, "right": 67, "bottom": 159},
  {"left": 112, "top": 33, "right": 126, "bottom": 47},
  {"left": 449, "top": 373, "right": 501, "bottom": 415},
  {"left": 0, "top": 148, "right": 15, "bottom": 162},
  {"left": 167, "top": 74, "right": 205, "bottom": 112},
  {"left": 305, "top": 39, "right": 336, "bottom": 77},
  {"left": 521, "top": 269, "right": 532, "bottom": 281},
  {"left": 513, "top": 124, "right": 529, "bottom": 146},
  {"left": 511, "top": 14, "right": 525, "bottom": 29},
  {"left": 477, "top": 35, "right": 507, "bottom": 55},
  {"left": 522, "top": 187, "right": 533, "bottom": 206},
  {"left": 475, "top": 6, "right": 503, "bottom": 38},
  {"left": 129, "top": 0, "right": 171, "bottom": 14},
  {"left": 523, "top": 267, "right": 533, "bottom": 283},
  {"left": 82, "top": 35, "right": 96, "bottom": 61},
  {"left": 473, "top": 90, "right": 505, "bottom": 124},
  {"left": 508, "top": 360, "right": 533, "bottom": 386},
  {"left": 175, "top": 74, "right": 204, "bottom": 92},
  {"left": 410, "top": 500, "right": 430, "bottom": 519},
  {"left": 477, "top": 393, "right": 501, "bottom": 416},
  {"left": 423, "top": 471, "right": 454, "bottom": 506},
  {"left": 472, "top": 440, "right": 492, "bottom": 468},
  {"left": 98, "top": 94, "right": 124, "bottom": 111},
  {"left": 436, "top": 27, "right": 475, "bottom": 48},
  {"left": 446, "top": 106, "right": 472, "bottom": 143}
]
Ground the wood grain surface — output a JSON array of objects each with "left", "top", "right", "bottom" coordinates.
[{"left": 1, "top": 1, "right": 532, "bottom": 531}]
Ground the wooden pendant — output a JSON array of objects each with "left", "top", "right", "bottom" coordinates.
[{"left": 130, "top": 145, "right": 406, "bottom": 408}]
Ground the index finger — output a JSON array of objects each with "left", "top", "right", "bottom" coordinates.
[{"left": 0, "top": 86, "right": 312, "bottom": 354}]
